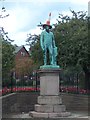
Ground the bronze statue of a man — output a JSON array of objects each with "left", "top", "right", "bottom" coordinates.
[{"left": 40, "top": 18, "right": 58, "bottom": 66}]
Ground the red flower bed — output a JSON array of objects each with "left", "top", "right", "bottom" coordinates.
[
  {"left": 60, "top": 87, "right": 90, "bottom": 94},
  {"left": 1, "top": 86, "right": 90, "bottom": 96},
  {"left": 1, "top": 87, "right": 40, "bottom": 95}
]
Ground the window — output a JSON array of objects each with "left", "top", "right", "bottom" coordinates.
[{"left": 21, "top": 52, "right": 25, "bottom": 56}]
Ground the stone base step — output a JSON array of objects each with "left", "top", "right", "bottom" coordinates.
[
  {"left": 29, "top": 111, "right": 71, "bottom": 118},
  {"left": 38, "top": 95, "right": 62, "bottom": 104},
  {"left": 35, "top": 104, "right": 66, "bottom": 113}
]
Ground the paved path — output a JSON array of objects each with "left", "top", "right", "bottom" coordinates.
[{"left": 2, "top": 111, "right": 90, "bottom": 119}]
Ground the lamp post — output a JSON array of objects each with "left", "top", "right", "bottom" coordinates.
[
  {"left": 33, "top": 70, "right": 38, "bottom": 91},
  {"left": 35, "top": 71, "right": 38, "bottom": 91},
  {"left": 10, "top": 71, "right": 13, "bottom": 93},
  {"left": 76, "top": 73, "right": 79, "bottom": 93}
]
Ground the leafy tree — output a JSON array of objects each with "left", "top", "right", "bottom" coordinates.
[
  {"left": 2, "top": 40, "right": 15, "bottom": 87},
  {"left": 26, "top": 34, "right": 43, "bottom": 69},
  {"left": 31, "top": 40, "right": 43, "bottom": 69},
  {"left": 54, "top": 10, "right": 89, "bottom": 90},
  {"left": 27, "top": 10, "right": 89, "bottom": 90},
  {"left": 26, "top": 34, "right": 39, "bottom": 47},
  {"left": 15, "top": 57, "right": 34, "bottom": 80},
  {"left": 0, "top": 27, "right": 15, "bottom": 87}
]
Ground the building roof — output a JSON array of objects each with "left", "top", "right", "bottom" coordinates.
[
  {"left": 14, "top": 45, "right": 23, "bottom": 53},
  {"left": 14, "top": 45, "right": 29, "bottom": 55}
]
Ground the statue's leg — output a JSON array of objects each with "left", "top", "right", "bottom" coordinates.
[
  {"left": 49, "top": 46, "right": 57, "bottom": 65},
  {"left": 44, "top": 48, "right": 47, "bottom": 65},
  {"left": 54, "top": 55, "right": 56, "bottom": 65},
  {"left": 50, "top": 53, "right": 52, "bottom": 65},
  {"left": 52, "top": 54, "right": 55, "bottom": 65},
  {"left": 49, "top": 46, "right": 53, "bottom": 65}
]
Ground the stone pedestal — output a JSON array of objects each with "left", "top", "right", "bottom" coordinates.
[
  {"left": 39, "top": 69, "right": 60, "bottom": 96},
  {"left": 29, "top": 68, "right": 71, "bottom": 118}
]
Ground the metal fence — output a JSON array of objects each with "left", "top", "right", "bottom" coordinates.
[{"left": 1, "top": 70, "right": 90, "bottom": 95}]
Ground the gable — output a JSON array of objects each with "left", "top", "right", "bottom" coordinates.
[{"left": 15, "top": 46, "right": 30, "bottom": 58}]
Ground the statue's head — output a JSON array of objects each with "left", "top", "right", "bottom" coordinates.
[
  {"left": 42, "top": 13, "right": 52, "bottom": 29},
  {"left": 45, "top": 25, "right": 49, "bottom": 30},
  {"left": 43, "top": 20, "right": 52, "bottom": 29}
]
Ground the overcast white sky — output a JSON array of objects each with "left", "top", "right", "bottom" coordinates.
[{"left": 0, "top": 0, "right": 89, "bottom": 50}]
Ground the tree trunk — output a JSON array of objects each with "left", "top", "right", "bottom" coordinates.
[
  {"left": 84, "top": 71, "right": 90, "bottom": 90},
  {"left": 83, "top": 65, "right": 90, "bottom": 90}
]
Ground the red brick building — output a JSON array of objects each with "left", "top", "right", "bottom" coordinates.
[
  {"left": 15, "top": 45, "right": 30, "bottom": 59},
  {"left": 14, "top": 45, "right": 33, "bottom": 81}
]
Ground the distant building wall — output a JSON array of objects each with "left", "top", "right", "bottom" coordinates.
[
  {"left": 15, "top": 47, "right": 29, "bottom": 60},
  {"left": 14, "top": 46, "right": 31, "bottom": 80}
]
